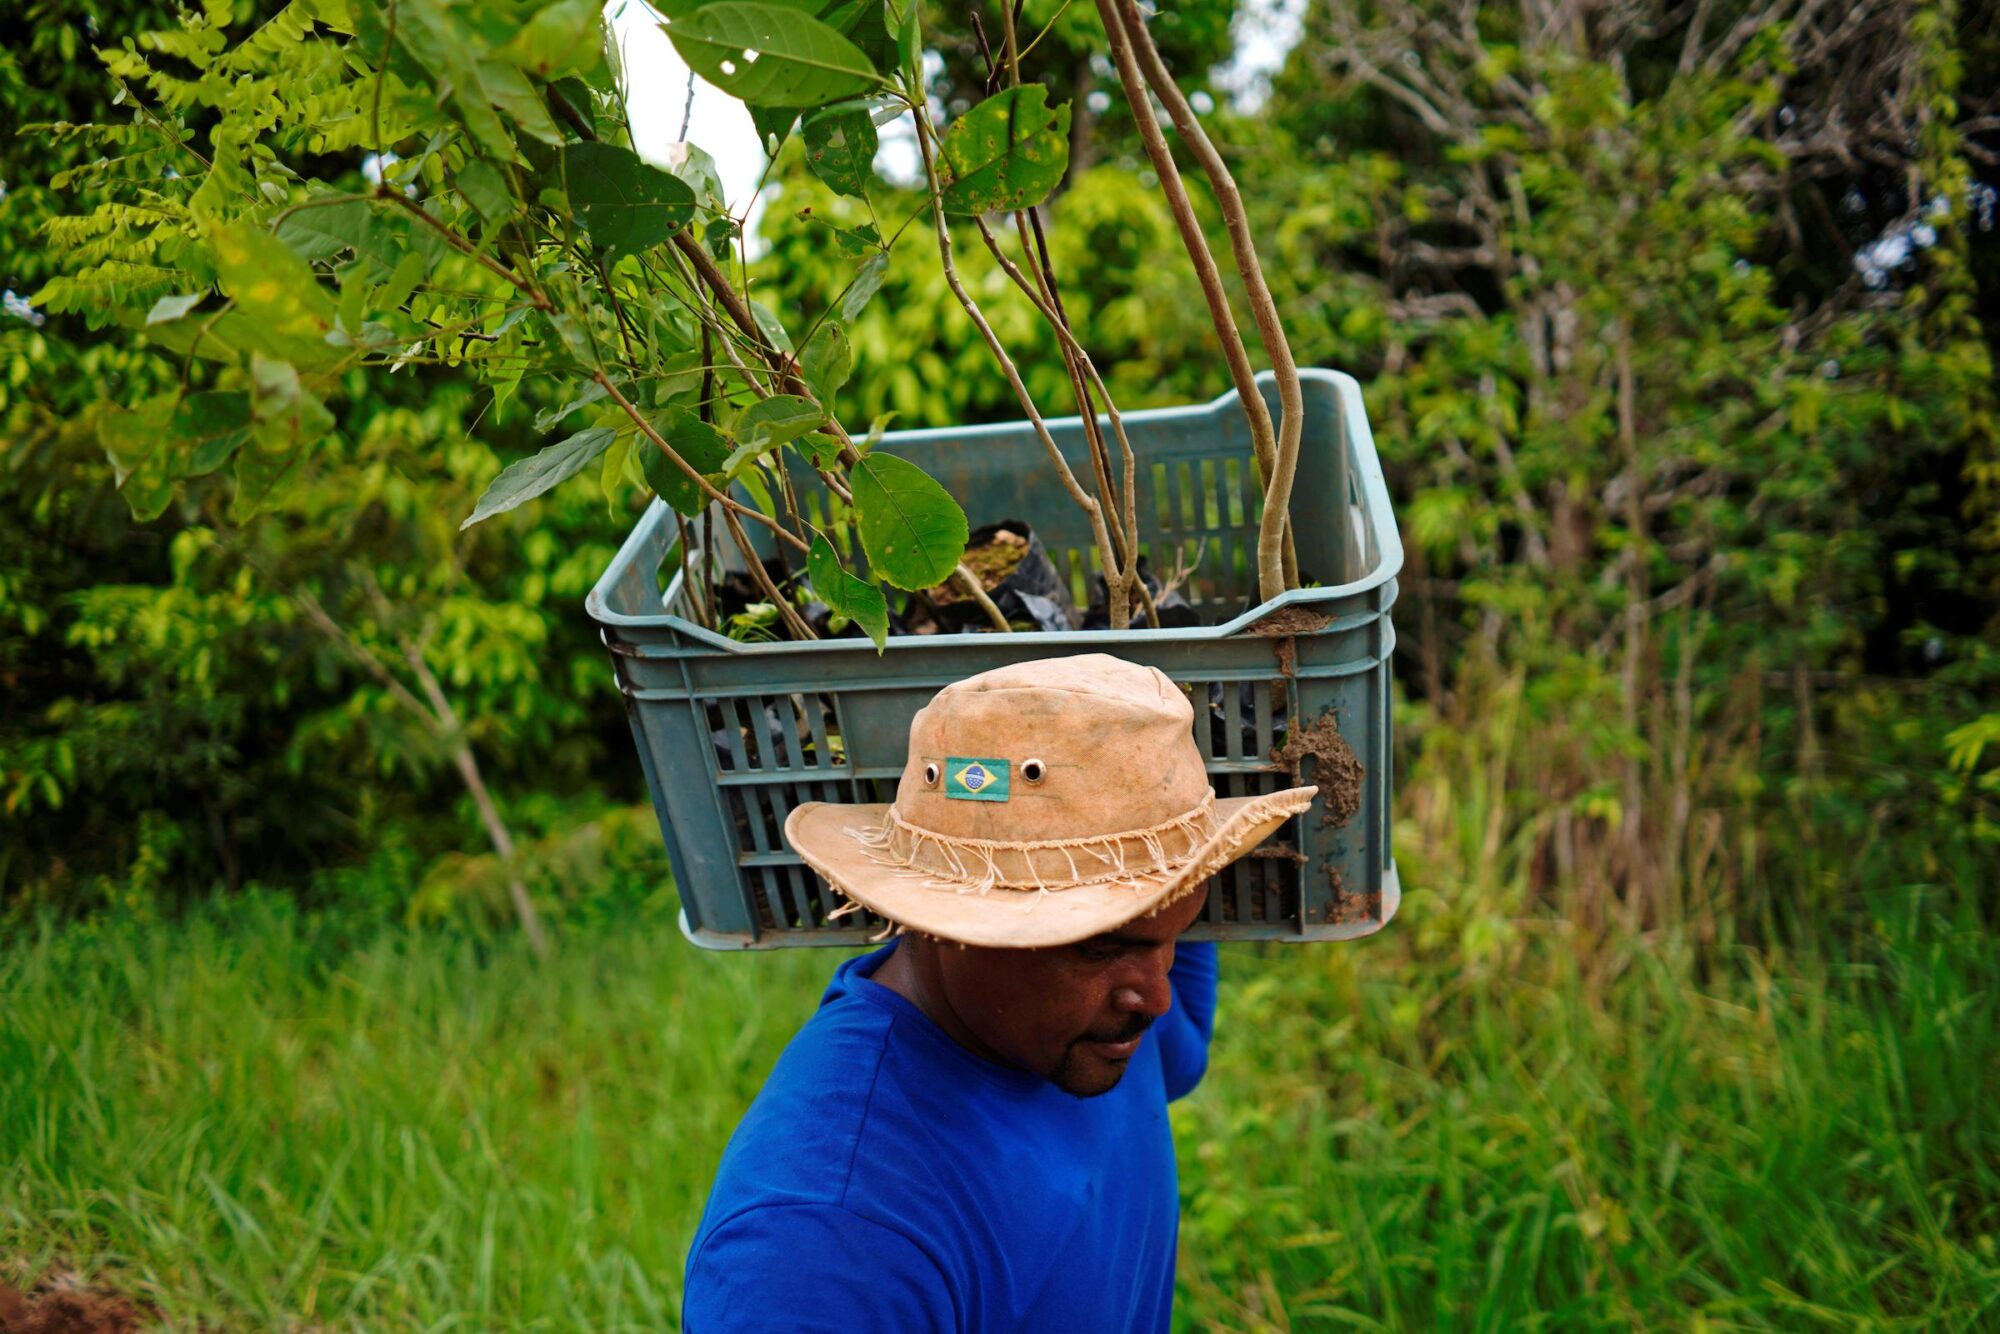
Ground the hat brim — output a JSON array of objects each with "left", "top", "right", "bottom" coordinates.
[{"left": 782, "top": 787, "right": 1318, "bottom": 949}]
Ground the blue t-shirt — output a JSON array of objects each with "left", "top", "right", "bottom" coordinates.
[{"left": 682, "top": 938, "right": 1220, "bottom": 1332}]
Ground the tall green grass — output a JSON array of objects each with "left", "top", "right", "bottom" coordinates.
[
  {"left": 1175, "top": 893, "right": 1999, "bottom": 1330},
  {"left": 3, "top": 879, "right": 1993, "bottom": 1330},
  {"left": 0, "top": 902, "right": 827, "bottom": 1330}
]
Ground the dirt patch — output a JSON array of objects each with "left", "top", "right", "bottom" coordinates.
[
  {"left": 943, "top": 525, "right": 1029, "bottom": 594},
  {"left": 1326, "top": 879, "right": 1384, "bottom": 924},
  {"left": 1273, "top": 708, "right": 1364, "bottom": 829},
  {"left": 1271, "top": 635, "right": 1296, "bottom": 680},
  {"left": 1246, "top": 841, "right": 1307, "bottom": 865},
  {"left": 1244, "top": 604, "right": 1333, "bottom": 637},
  {"left": 0, "top": 1270, "right": 151, "bottom": 1334},
  {"left": 919, "top": 521, "right": 1075, "bottom": 633}
]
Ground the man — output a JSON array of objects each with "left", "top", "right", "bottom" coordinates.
[{"left": 681, "top": 654, "right": 1316, "bottom": 1331}]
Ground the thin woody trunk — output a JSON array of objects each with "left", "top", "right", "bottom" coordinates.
[
  {"left": 291, "top": 583, "right": 552, "bottom": 959},
  {"left": 451, "top": 742, "right": 552, "bottom": 960},
  {"left": 1095, "top": 0, "right": 1304, "bottom": 600},
  {"left": 404, "top": 636, "right": 554, "bottom": 960}
]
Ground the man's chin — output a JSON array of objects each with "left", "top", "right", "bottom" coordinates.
[{"left": 1050, "top": 1052, "right": 1133, "bottom": 1099}]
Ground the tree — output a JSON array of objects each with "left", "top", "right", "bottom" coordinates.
[{"left": 1246, "top": 0, "right": 1999, "bottom": 915}]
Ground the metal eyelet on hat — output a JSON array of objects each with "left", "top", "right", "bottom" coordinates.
[
  {"left": 923, "top": 762, "right": 940, "bottom": 786},
  {"left": 1021, "top": 758, "right": 1047, "bottom": 783}
]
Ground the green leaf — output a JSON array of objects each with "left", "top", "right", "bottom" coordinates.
[
  {"left": 534, "top": 378, "right": 610, "bottom": 431},
  {"left": 829, "top": 219, "right": 882, "bottom": 255},
  {"left": 462, "top": 426, "right": 617, "bottom": 528},
  {"left": 96, "top": 397, "right": 176, "bottom": 522},
  {"left": 147, "top": 292, "right": 206, "bottom": 324},
  {"left": 804, "top": 106, "right": 877, "bottom": 198},
  {"left": 189, "top": 122, "right": 253, "bottom": 225},
  {"left": 664, "top": 3, "right": 878, "bottom": 109},
  {"left": 839, "top": 250, "right": 889, "bottom": 320},
  {"left": 720, "top": 436, "right": 773, "bottom": 479},
  {"left": 721, "top": 394, "right": 823, "bottom": 477},
  {"left": 665, "top": 142, "right": 728, "bottom": 212},
  {"left": 893, "top": 0, "right": 919, "bottom": 79},
  {"left": 564, "top": 142, "right": 696, "bottom": 256},
  {"left": 549, "top": 75, "right": 597, "bottom": 133},
  {"left": 799, "top": 432, "right": 844, "bottom": 467},
  {"left": 247, "top": 353, "right": 336, "bottom": 454},
  {"left": 808, "top": 531, "right": 889, "bottom": 650},
  {"left": 748, "top": 300, "right": 794, "bottom": 354},
  {"left": 133, "top": 311, "right": 239, "bottom": 365},
  {"left": 859, "top": 410, "right": 896, "bottom": 452},
  {"left": 704, "top": 215, "right": 740, "bottom": 260},
  {"left": 939, "top": 84, "right": 1071, "bottom": 215},
  {"left": 480, "top": 59, "right": 566, "bottom": 146},
  {"left": 500, "top": 0, "right": 605, "bottom": 80},
  {"left": 640, "top": 410, "right": 733, "bottom": 516},
  {"left": 373, "top": 248, "right": 429, "bottom": 316},
  {"left": 170, "top": 391, "right": 252, "bottom": 475},
  {"left": 654, "top": 348, "right": 706, "bottom": 401},
  {"left": 275, "top": 199, "right": 374, "bottom": 262},
  {"left": 395, "top": 0, "right": 518, "bottom": 161},
  {"left": 739, "top": 394, "right": 824, "bottom": 450},
  {"left": 231, "top": 438, "right": 304, "bottom": 523},
  {"left": 748, "top": 102, "right": 798, "bottom": 152},
  {"left": 488, "top": 365, "right": 524, "bottom": 423},
  {"left": 800, "top": 320, "right": 852, "bottom": 400},
  {"left": 821, "top": 0, "right": 894, "bottom": 72},
  {"left": 736, "top": 465, "right": 776, "bottom": 518},
  {"left": 208, "top": 221, "right": 342, "bottom": 366},
  {"left": 223, "top": 355, "right": 330, "bottom": 521},
  {"left": 851, "top": 452, "right": 967, "bottom": 589},
  {"left": 600, "top": 430, "right": 636, "bottom": 518},
  {"left": 455, "top": 158, "right": 517, "bottom": 223}
]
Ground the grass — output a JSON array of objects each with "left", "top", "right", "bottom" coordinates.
[
  {"left": 3, "top": 874, "right": 1994, "bottom": 1331},
  {"left": 1177, "top": 895, "right": 1999, "bottom": 1330},
  {"left": 0, "top": 901, "right": 827, "bottom": 1330}
]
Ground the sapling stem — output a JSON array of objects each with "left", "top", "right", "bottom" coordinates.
[
  {"left": 674, "top": 512, "right": 713, "bottom": 629},
  {"left": 983, "top": 217, "right": 1123, "bottom": 558},
  {"left": 1114, "top": 0, "right": 1315, "bottom": 587},
  {"left": 1093, "top": 0, "right": 1299, "bottom": 599},
  {"left": 723, "top": 505, "right": 817, "bottom": 641},
  {"left": 909, "top": 90, "right": 1130, "bottom": 626},
  {"left": 973, "top": 216, "right": 1163, "bottom": 626},
  {"left": 954, "top": 564, "right": 1013, "bottom": 632},
  {"left": 594, "top": 373, "right": 809, "bottom": 556}
]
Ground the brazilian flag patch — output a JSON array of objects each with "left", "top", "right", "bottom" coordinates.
[{"left": 945, "top": 757, "right": 1010, "bottom": 802}]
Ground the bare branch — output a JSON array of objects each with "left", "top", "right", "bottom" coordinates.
[{"left": 1113, "top": 0, "right": 1320, "bottom": 592}]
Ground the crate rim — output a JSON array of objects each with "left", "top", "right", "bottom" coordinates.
[{"left": 585, "top": 367, "right": 1405, "bottom": 651}]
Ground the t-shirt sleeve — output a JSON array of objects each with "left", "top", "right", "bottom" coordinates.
[
  {"left": 1157, "top": 939, "right": 1219, "bottom": 1101},
  {"left": 682, "top": 1202, "right": 958, "bottom": 1333}
]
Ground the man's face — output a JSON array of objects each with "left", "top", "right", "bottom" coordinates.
[{"left": 927, "top": 886, "right": 1210, "bottom": 1098}]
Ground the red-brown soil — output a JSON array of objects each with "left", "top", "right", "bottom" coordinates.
[{"left": 0, "top": 1269, "right": 151, "bottom": 1334}]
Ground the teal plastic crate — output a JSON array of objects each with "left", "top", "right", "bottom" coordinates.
[{"left": 586, "top": 369, "right": 1403, "bottom": 948}]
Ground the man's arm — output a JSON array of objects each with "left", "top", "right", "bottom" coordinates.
[
  {"left": 683, "top": 1203, "right": 958, "bottom": 1333},
  {"left": 1155, "top": 938, "right": 1218, "bottom": 1101}
]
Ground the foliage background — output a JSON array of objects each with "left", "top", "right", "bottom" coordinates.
[{"left": 2, "top": 0, "right": 1997, "bottom": 1328}]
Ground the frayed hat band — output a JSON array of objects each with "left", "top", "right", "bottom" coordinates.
[{"left": 840, "top": 792, "right": 1219, "bottom": 896}]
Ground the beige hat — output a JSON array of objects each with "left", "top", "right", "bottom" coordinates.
[{"left": 783, "top": 654, "right": 1318, "bottom": 948}]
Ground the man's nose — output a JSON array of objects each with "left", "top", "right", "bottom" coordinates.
[{"left": 1110, "top": 958, "right": 1174, "bottom": 1018}]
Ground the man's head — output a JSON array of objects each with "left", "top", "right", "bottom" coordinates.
[
  {"left": 784, "top": 654, "right": 1317, "bottom": 951},
  {"left": 889, "top": 882, "right": 1210, "bottom": 1097}
]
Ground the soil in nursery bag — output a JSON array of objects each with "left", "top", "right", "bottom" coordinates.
[
  {"left": 710, "top": 557, "right": 798, "bottom": 623},
  {"left": 910, "top": 519, "right": 1075, "bottom": 634}
]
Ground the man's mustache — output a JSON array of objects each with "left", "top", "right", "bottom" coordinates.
[{"left": 1079, "top": 1015, "right": 1153, "bottom": 1046}]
